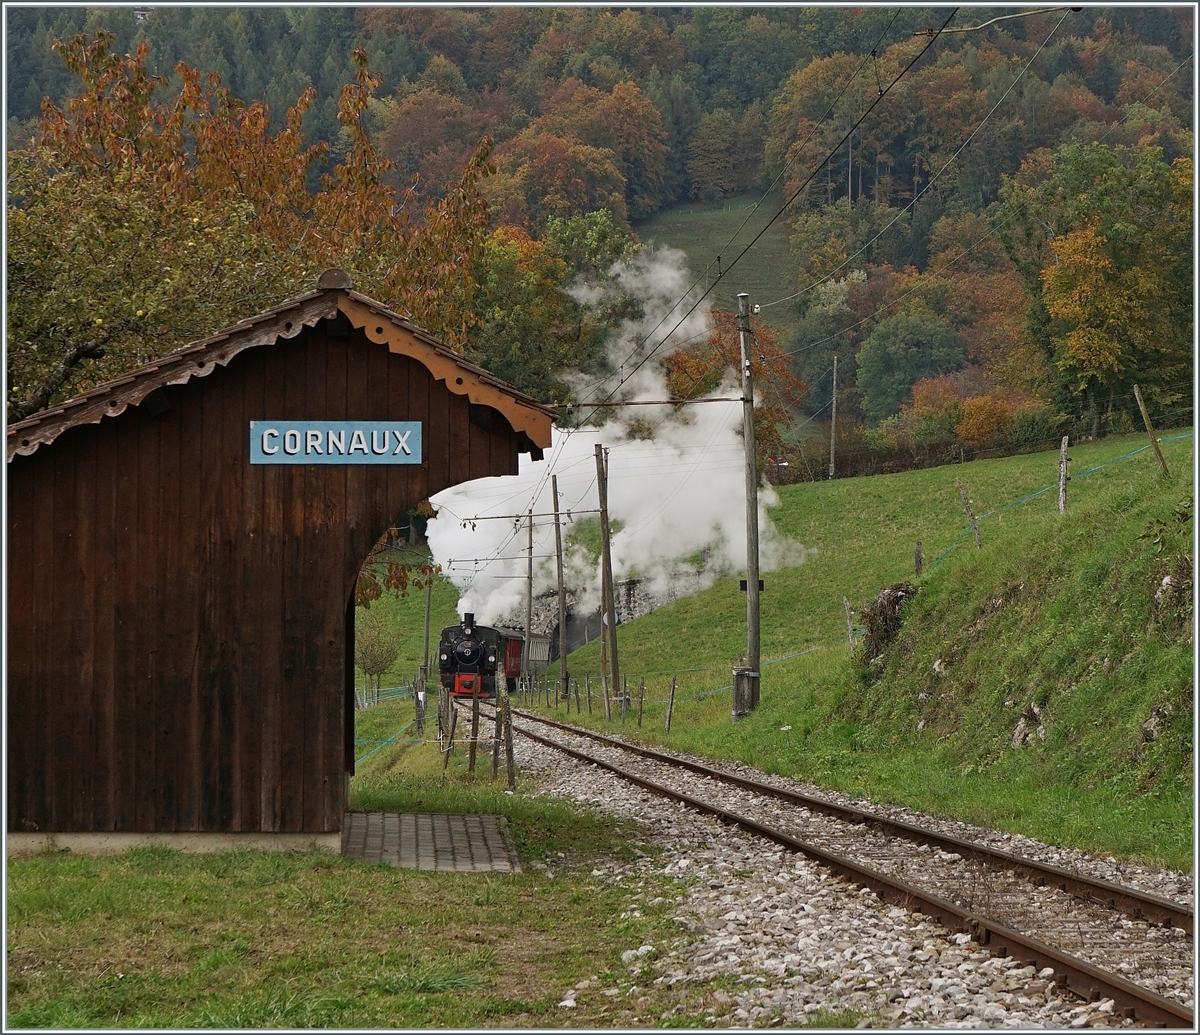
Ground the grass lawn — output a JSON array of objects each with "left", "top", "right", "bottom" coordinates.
[
  {"left": 7, "top": 708, "right": 860, "bottom": 1028},
  {"left": 7, "top": 725, "right": 671, "bottom": 1029}
]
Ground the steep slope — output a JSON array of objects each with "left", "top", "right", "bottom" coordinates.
[{"left": 559, "top": 432, "right": 1194, "bottom": 868}]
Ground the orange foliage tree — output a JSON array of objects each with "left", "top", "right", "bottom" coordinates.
[
  {"left": 8, "top": 31, "right": 493, "bottom": 421},
  {"left": 663, "top": 311, "right": 806, "bottom": 467}
]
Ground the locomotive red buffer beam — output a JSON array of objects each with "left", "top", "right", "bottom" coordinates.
[{"left": 453, "top": 673, "right": 480, "bottom": 698}]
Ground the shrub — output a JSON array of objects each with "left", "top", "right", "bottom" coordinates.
[
  {"left": 1008, "top": 400, "right": 1068, "bottom": 448},
  {"left": 956, "top": 395, "right": 1013, "bottom": 450}
]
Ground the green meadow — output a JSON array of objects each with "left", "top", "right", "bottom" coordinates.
[{"left": 636, "top": 192, "right": 801, "bottom": 343}]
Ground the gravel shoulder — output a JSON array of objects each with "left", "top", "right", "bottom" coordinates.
[{"left": 515, "top": 727, "right": 1192, "bottom": 1029}]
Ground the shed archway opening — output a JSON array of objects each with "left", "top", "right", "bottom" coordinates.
[{"left": 345, "top": 521, "right": 448, "bottom": 787}]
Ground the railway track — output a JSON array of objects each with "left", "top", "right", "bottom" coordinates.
[{"left": 502, "top": 706, "right": 1194, "bottom": 1028}]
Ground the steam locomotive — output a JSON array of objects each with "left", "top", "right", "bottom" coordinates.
[{"left": 437, "top": 613, "right": 523, "bottom": 699}]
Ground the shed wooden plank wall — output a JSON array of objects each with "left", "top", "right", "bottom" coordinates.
[{"left": 7, "top": 323, "right": 522, "bottom": 834}]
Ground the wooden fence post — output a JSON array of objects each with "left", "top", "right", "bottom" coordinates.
[
  {"left": 602, "top": 673, "right": 612, "bottom": 721},
  {"left": 491, "top": 692, "right": 502, "bottom": 779},
  {"left": 621, "top": 674, "right": 628, "bottom": 724},
  {"left": 502, "top": 685, "right": 516, "bottom": 790},
  {"left": 956, "top": 476, "right": 982, "bottom": 548},
  {"left": 468, "top": 686, "right": 480, "bottom": 773},
  {"left": 1133, "top": 385, "right": 1170, "bottom": 477},
  {"left": 914, "top": 541, "right": 922, "bottom": 577},
  {"left": 843, "top": 596, "right": 856, "bottom": 654},
  {"left": 586, "top": 674, "right": 592, "bottom": 715},
  {"left": 414, "top": 666, "right": 426, "bottom": 734},
  {"left": 665, "top": 675, "right": 676, "bottom": 733},
  {"left": 442, "top": 707, "right": 458, "bottom": 771},
  {"left": 1058, "top": 436, "right": 1069, "bottom": 514},
  {"left": 573, "top": 676, "right": 581, "bottom": 714},
  {"left": 637, "top": 677, "right": 645, "bottom": 728},
  {"left": 438, "top": 686, "right": 450, "bottom": 751}
]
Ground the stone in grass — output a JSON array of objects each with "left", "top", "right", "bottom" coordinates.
[{"left": 621, "top": 945, "right": 655, "bottom": 966}]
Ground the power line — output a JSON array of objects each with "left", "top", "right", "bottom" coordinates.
[
  {"left": 570, "top": 9, "right": 911, "bottom": 412},
  {"left": 922, "top": 5, "right": 1076, "bottom": 35},
  {"left": 453, "top": 509, "right": 599, "bottom": 523},
  {"left": 580, "top": 8, "right": 961, "bottom": 419},
  {"left": 761, "top": 6, "right": 1072, "bottom": 312},
  {"left": 558, "top": 397, "right": 742, "bottom": 408}
]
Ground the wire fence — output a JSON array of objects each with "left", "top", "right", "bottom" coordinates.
[{"left": 931, "top": 431, "right": 1193, "bottom": 570}]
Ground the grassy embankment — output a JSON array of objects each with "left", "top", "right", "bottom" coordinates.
[
  {"left": 635, "top": 191, "right": 800, "bottom": 345},
  {"left": 534, "top": 432, "right": 1195, "bottom": 871}
]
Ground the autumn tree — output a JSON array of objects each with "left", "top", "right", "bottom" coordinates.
[
  {"left": 536, "top": 78, "right": 669, "bottom": 219},
  {"left": 664, "top": 311, "right": 807, "bottom": 467},
  {"left": 466, "top": 225, "right": 603, "bottom": 402},
  {"left": 487, "top": 130, "right": 628, "bottom": 228},
  {"left": 354, "top": 607, "right": 403, "bottom": 706},
  {"left": 999, "top": 142, "right": 1192, "bottom": 434},
  {"left": 7, "top": 32, "right": 493, "bottom": 421}
]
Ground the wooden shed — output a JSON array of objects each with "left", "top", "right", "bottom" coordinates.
[{"left": 7, "top": 270, "right": 554, "bottom": 851}]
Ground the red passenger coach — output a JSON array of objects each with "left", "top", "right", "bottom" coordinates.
[{"left": 503, "top": 637, "right": 524, "bottom": 683}]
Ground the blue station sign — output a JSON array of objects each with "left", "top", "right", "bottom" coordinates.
[{"left": 250, "top": 421, "right": 422, "bottom": 465}]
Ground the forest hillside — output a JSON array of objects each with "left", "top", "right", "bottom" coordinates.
[{"left": 7, "top": 7, "right": 1193, "bottom": 470}]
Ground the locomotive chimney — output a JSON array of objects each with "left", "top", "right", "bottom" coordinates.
[{"left": 462, "top": 612, "right": 475, "bottom": 632}]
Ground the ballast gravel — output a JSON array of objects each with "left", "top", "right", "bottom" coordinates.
[{"left": 513, "top": 729, "right": 1184, "bottom": 1029}]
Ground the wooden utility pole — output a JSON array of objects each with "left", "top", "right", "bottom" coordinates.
[
  {"left": 417, "top": 575, "right": 433, "bottom": 733},
  {"left": 829, "top": 354, "right": 837, "bottom": 480},
  {"left": 523, "top": 507, "right": 534, "bottom": 690},
  {"left": 914, "top": 541, "right": 923, "bottom": 577},
  {"left": 738, "top": 293, "right": 761, "bottom": 702},
  {"left": 1133, "top": 385, "right": 1170, "bottom": 477},
  {"left": 1058, "top": 436, "right": 1070, "bottom": 514},
  {"left": 595, "top": 444, "right": 620, "bottom": 702},
  {"left": 956, "top": 477, "right": 981, "bottom": 548},
  {"left": 552, "top": 475, "right": 569, "bottom": 712}
]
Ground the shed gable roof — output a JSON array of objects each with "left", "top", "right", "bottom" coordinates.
[{"left": 7, "top": 273, "right": 556, "bottom": 461}]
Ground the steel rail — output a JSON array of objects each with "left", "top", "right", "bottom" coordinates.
[
  {"left": 511, "top": 717, "right": 1194, "bottom": 1029},
  {"left": 513, "top": 708, "right": 1192, "bottom": 931}
]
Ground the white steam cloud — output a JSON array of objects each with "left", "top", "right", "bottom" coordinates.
[{"left": 427, "top": 247, "right": 813, "bottom": 626}]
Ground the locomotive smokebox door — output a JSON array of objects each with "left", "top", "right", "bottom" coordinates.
[{"left": 732, "top": 667, "right": 759, "bottom": 718}]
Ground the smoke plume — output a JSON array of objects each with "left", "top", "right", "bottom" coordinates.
[{"left": 426, "top": 247, "right": 813, "bottom": 626}]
